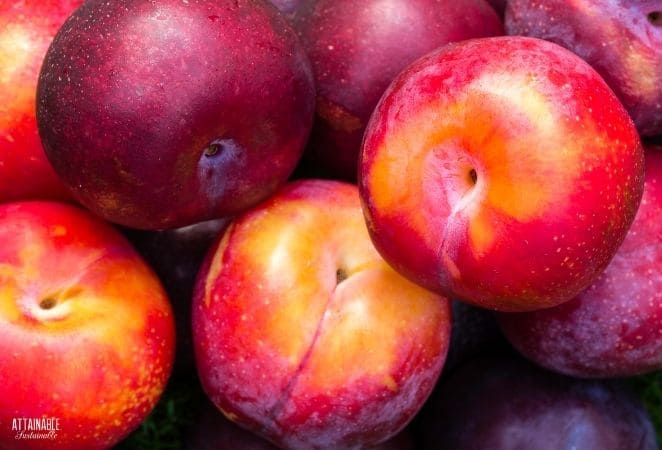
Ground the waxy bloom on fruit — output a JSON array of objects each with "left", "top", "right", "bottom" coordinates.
[
  {"left": 294, "top": 0, "right": 503, "bottom": 179},
  {"left": 37, "top": 0, "right": 314, "bottom": 230},
  {"left": 359, "top": 36, "right": 644, "bottom": 311},
  {"left": 420, "top": 357, "right": 658, "bottom": 450},
  {"left": 498, "top": 148, "right": 662, "bottom": 377},
  {"left": 0, "top": 202, "right": 175, "bottom": 450},
  {"left": 506, "top": 0, "right": 662, "bottom": 136},
  {"left": 193, "top": 180, "right": 451, "bottom": 449}
]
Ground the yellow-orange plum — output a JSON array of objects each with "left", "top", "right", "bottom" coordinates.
[
  {"left": 193, "top": 180, "right": 450, "bottom": 449},
  {"left": 0, "top": 202, "right": 175, "bottom": 450}
]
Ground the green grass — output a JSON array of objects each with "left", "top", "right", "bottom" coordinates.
[
  {"left": 113, "top": 374, "right": 206, "bottom": 450},
  {"left": 633, "top": 371, "right": 662, "bottom": 447}
]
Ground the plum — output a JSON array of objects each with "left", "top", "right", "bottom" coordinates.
[
  {"left": 359, "top": 36, "right": 644, "bottom": 311},
  {"left": 193, "top": 180, "right": 451, "bottom": 449},
  {"left": 497, "top": 148, "right": 662, "bottom": 378},
  {"left": 0, "top": 0, "right": 81, "bottom": 202},
  {"left": 506, "top": 0, "right": 662, "bottom": 136},
  {"left": 420, "top": 356, "right": 659, "bottom": 450},
  {"left": 293, "top": 0, "right": 503, "bottom": 179},
  {"left": 37, "top": 0, "right": 315, "bottom": 230},
  {"left": 0, "top": 201, "right": 175, "bottom": 450}
]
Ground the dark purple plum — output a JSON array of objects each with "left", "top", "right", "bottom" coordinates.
[
  {"left": 37, "top": 0, "right": 315, "bottom": 230},
  {"left": 497, "top": 149, "right": 662, "bottom": 378},
  {"left": 293, "top": 0, "right": 503, "bottom": 179},
  {"left": 420, "top": 356, "right": 659, "bottom": 450},
  {"left": 506, "top": 0, "right": 662, "bottom": 136}
]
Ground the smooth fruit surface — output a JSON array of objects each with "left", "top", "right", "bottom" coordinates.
[
  {"left": 193, "top": 180, "right": 451, "bottom": 449},
  {"left": 506, "top": 0, "right": 662, "bottom": 136},
  {"left": 294, "top": 0, "right": 503, "bottom": 179},
  {"left": 359, "top": 36, "right": 644, "bottom": 311},
  {"left": 37, "top": 0, "right": 315, "bottom": 229},
  {"left": 498, "top": 148, "right": 662, "bottom": 377},
  {"left": 0, "top": 202, "right": 175, "bottom": 450},
  {"left": 420, "top": 357, "right": 659, "bottom": 450},
  {"left": 0, "top": 0, "right": 80, "bottom": 202}
]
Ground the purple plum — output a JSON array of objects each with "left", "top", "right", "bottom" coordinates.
[{"left": 37, "top": 0, "right": 315, "bottom": 229}]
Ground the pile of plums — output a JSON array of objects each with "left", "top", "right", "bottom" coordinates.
[{"left": 0, "top": 0, "right": 660, "bottom": 449}]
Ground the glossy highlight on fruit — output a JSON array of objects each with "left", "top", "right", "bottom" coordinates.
[
  {"left": 506, "top": 0, "right": 662, "bottom": 136},
  {"left": 294, "top": 0, "right": 503, "bottom": 179},
  {"left": 0, "top": 202, "right": 175, "bottom": 450},
  {"left": 193, "top": 180, "right": 451, "bottom": 449},
  {"left": 359, "top": 36, "right": 644, "bottom": 311},
  {"left": 37, "top": 0, "right": 315, "bottom": 230},
  {"left": 269, "top": 0, "right": 304, "bottom": 16},
  {"left": 498, "top": 148, "right": 662, "bottom": 377},
  {"left": 0, "top": 0, "right": 81, "bottom": 202}
]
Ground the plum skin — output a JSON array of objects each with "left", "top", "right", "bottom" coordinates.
[
  {"left": 498, "top": 148, "right": 662, "bottom": 378},
  {"left": 293, "top": 0, "right": 503, "bottom": 179},
  {"left": 193, "top": 180, "right": 451, "bottom": 449},
  {"left": 187, "top": 401, "right": 415, "bottom": 450},
  {"left": 505, "top": 0, "right": 662, "bottom": 136},
  {"left": 0, "top": 0, "right": 81, "bottom": 202},
  {"left": 37, "top": 0, "right": 315, "bottom": 230},
  {"left": 359, "top": 36, "right": 644, "bottom": 311},
  {"left": 419, "top": 356, "right": 659, "bottom": 450}
]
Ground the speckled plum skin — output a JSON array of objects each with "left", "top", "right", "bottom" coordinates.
[
  {"left": 193, "top": 180, "right": 451, "bottom": 450},
  {"left": 498, "top": 148, "right": 662, "bottom": 378},
  {"left": 0, "top": 202, "right": 175, "bottom": 450},
  {"left": 420, "top": 357, "right": 659, "bottom": 450},
  {"left": 0, "top": 0, "right": 80, "bottom": 202},
  {"left": 359, "top": 36, "right": 644, "bottom": 311},
  {"left": 37, "top": 0, "right": 315, "bottom": 230},
  {"left": 293, "top": 0, "right": 503, "bottom": 180},
  {"left": 506, "top": 0, "right": 662, "bottom": 136}
]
